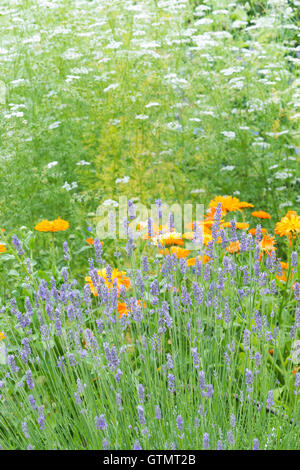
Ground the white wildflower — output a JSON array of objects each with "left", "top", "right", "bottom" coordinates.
[{"left": 47, "top": 161, "right": 58, "bottom": 169}]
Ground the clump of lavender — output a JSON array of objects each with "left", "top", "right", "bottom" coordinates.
[{"left": 0, "top": 207, "right": 299, "bottom": 451}]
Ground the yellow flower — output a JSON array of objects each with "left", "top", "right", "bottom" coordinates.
[
  {"left": 35, "top": 217, "right": 69, "bottom": 232},
  {"left": 238, "top": 201, "right": 255, "bottom": 209},
  {"left": 0, "top": 332, "right": 5, "bottom": 341},
  {"left": 275, "top": 211, "right": 300, "bottom": 239},
  {"left": 85, "top": 268, "right": 131, "bottom": 297},
  {"left": 222, "top": 222, "right": 249, "bottom": 230},
  {"left": 151, "top": 231, "right": 184, "bottom": 247},
  {"left": 0, "top": 244, "right": 6, "bottom": 253},
  {"left": 187, "top": 255, "right": 210, "bottom": 266}
]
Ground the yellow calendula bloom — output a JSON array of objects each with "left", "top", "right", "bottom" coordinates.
[
  {"left": 187, "top": 255, "right": 210, "bottom": 266},
  {"left": 0, "top": 332, "right": 5, "bottom": 341},
  {"left": 0, "top": 244, "right": 6, "bottom": 253},
  {"left": 35, "top": 217, "right": 69, "bottom": 232},
  {"left": 275, "top": 211, "right": 300, "bottom": 239},
  {"left": 85, "top": 268, "right": 131, "bottom": 297},
  {"left": 222, "top": 222, "right": 249, "bottom": 230},
  {"left": 151, "top": 231, "right": 184, "bottom": 247}
]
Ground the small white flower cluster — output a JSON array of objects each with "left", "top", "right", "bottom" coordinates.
[
  {"left": 115, "top": 176, "right": 130, "bottom": 184},
  {"left": 62, "top": 181, "right": 78, "bottom": 191}
]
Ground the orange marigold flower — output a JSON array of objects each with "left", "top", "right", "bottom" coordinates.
[
  {"left": 251, "top": 210, "right": 271, "bottom": 219},
  {"left": 117, "top": 300, "right": 146, "bottom": 319},
  {"left": 277, "top": 272, "right": 287, "bottom": 282},
  {"left": 35, "top": 217, "right": 69, "bottom": 232},
  {"left": 0, "top": 228, "right": 5, "bottom": 232},
  {"left": 117, "top": 302, "right": 128, "bottom": 318},
  {"left": 269, "top": 349, "right": 274, "bottom": 355},
  {"left": 222, "top": 222, "right": 249, "bottom": 230},
  {"left": 248, "top": 227, "right": 268, "bottom": 237},
  {"left": 226, "top": 241, "right": 240, "bottom": 253},
  {"left": 160, "top": 246, "right": 191, "bottom": 258},
  {"left": 259, "top": 233, "right": 276, "bottom": 254},
  {"left": 209, "top": 196, "right": 252, "bottom": 214},
  {"left": 0, "top": 244, "right": 6, "bottom": 253},
  {"left": 275, "top": 211, "right": 300, "bottom": 238},
  {"left": 0, "top": 331, "right": 5, "bottom": 341},
  {"left": 85, "top": 268, "right": 130, "bottom": 297},
  {"left": 187, "top": 255, "right": 210, "bottom": 266}
]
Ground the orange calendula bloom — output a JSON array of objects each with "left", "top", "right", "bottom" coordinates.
[
  {"left": 0, "top": 244, "right": 6, "bottom": 253},
  {"left": 209, "top": 196, "right": 253, "bottom": 214},
  {"left": 248, "top": 227, "right": 268, "bottom": 237},
  {"left": 117, "top": 300, "right": 146, "bottom": 319},
  {"left": 117, "top": 302, "right": 128, "bottom": 318},
  {"left": 259, "top": 233, "right": 276, "bottom": 254},
  {"left": 226, "top": 241, "right": 240, "bottom": 253},
  {"left": 187, "top": 255, "right": 210, "bottom": 266},
  {"left": 35, "top": 217, "right": 69, "bottom": 232},
  {"left": 85, "top": 268, "right": 130, "bottom": 297},
  {"left": 0, "top": 332, "right": 5, "bottom": 341},
  {"left": 160, "top": 246, "right": 190, "bottom": 258},
  {"left": 251, "top": 211, "right": 271, "bottom": 219},
  {"left": 277, "top": 272, "right": 287, "bottom": 282},
  {"left": 238, "top": 202, "right": 254, "bottom": 209},
  {"left": 275, "top": 211, "right": 300, "bottom": 239},
  {"left": 222, "top": 222, "right": 249, "bottom": 230}
]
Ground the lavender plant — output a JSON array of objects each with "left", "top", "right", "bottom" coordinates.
[{"left": 0, "top": 214, "right": 299, "bottom": 450}]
